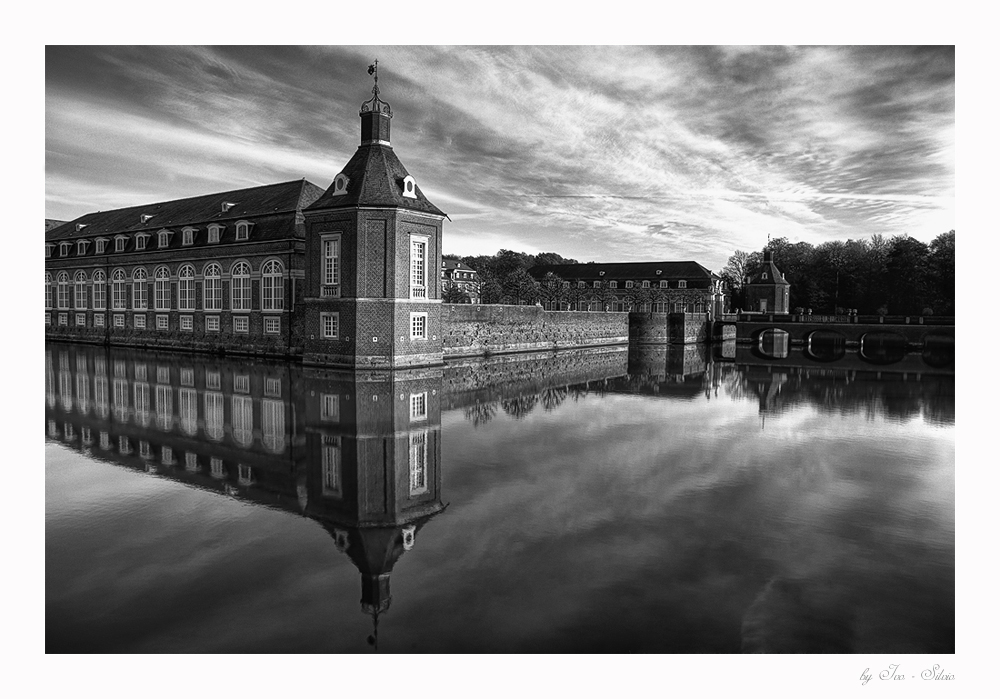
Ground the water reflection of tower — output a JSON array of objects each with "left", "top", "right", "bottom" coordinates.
[{"left": 296, "top": 367, "right": 446, "bottom": 648}]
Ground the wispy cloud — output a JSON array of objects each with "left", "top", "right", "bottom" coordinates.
[{"left": 46, "top": 46, "right": 953, "bottom": 270}]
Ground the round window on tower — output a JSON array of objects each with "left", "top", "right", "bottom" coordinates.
[{"left": 402, "top": 175, "right": 417, "bottom": 199}]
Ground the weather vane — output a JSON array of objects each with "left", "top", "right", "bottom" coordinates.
[
  {"left": 361, "top": 59, "right": 391, "bottom": 116},
  {"left": 368, "top": 59, "right": 379, "bottom": 95}
]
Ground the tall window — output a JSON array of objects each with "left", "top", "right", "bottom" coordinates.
[
  {"left": 179, "top": 388, "right": 198, "bottom": 436},
  {"left": 261, "top": 260, "right": 283, "bottom": 310},
  {"left": 45, "top": 272, "right": 52, "bottom": 309},
  {"left": 232, "top": 394, "right": 253, "bottom": 446},
  {"left": 92, "top": 270, "right": 106, "bottom": 310},
  {"left": 203, "top": 263, "right": 222, "bottom": 311},
  {"left": 409, "top": 432, "right": 428, "bottom": 495},
  {"left": 132, "top": 268, "right": 148, "bottom": 310},
  {"left": 74, "top": 271, "right": 88, "bottom": 309},
  {"left": 262, "top": 399, "right": 285, "bottom": 453},
  {"left": 135, "top": 235, "right": 148, "bottom": 251},
  {"left": 204, "top": 391, "right": 224, "bottom": 441},
  {"left": 231, "top": 261, "right": 251, "bottom": 311},
  {"left": 115, "top": 236, "right": 127, "bottom": 252},
  {"left": 208, "top": 225, "right": 221, "bottom": 244},
  {"left": 57, "top": 272, "right": 69, "bottom": 309},
  {"left": 178, "top": 265, "right": 195, "bottom": 311},
  {"left": 95, "top": 239, "right": 107, "bottom": 254},
  {"left": 236, "top": 221, "right": 251, "bottom": 240},
  {"left": 182, "top": 228, "right": 195, "bottom": 246},
  {"left": 154, "top": 267, "right": 170, "bottom": 310},
  {"left": 112, "top": 269, "right": 127, "bottom": 310},
  {"left": 678, "top": 280, "right": 687, "bottom": 289},
  {"left": 410, "top": 238, "right": 427, "bottom": 298},
  {"left": 322, "top": 235, "right": 340, "bottom": 287}
]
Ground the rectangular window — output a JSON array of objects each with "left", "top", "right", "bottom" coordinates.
[
  {"left": 134, "top": 364, "right": 147, "bottom": 382},
  {"left": 678, "top": 280, "right": 687, "bottom": 288},
  {"left": 320, "top": 394, "right": 340, "bottom": 422},
  {"left": 210, "top": 457, "right": 225, "bottom": 478},
  {"left": 234, "top": 316, "right": 249, "bottom": 333},
  {"left": 642, "top": 281, "right": 650, "bottom": 288},
  {"left": 322, "top": 235, "right": 341, "bottom": 290},
  {"left": 321, "top": 312, "right": 339, "bottom": 339},
  {"left": 93, "top": 313, "right": 105, "bottom": 327},
  {"left": 139, "top": 441, "right": 152, "bottom": 459},
  {"left": 234, "top": 375, "right": 250, "bottom": 394},
  {"left": 205, "top": 315, "right": 220, "bottom": 332},
  {"left": 93, "top": 281, "right": 106, "bottom": 310},
  {"left": 113, "top": 314, "right": 124, "bottom": 328},
  {"left": 625, "top": 281, "right": 634, "bottom": 289},
  {"left": 180, "top": 315, "right": 193, "bottom": 331},
  {"left": 410, "top": 392, "right": 427, "bottom": 421},
  {"left": 205, "top": 392, "right": 224, "bottom": 441},
  {"left": 261, "top": 399, "right": 284, "bottom": 452},
  {"left": 156, "top": 367, "right": 170, "bottom": 384},
  {"left": 410, "top": 237, "right": 427, "bottom": 298},
  {"left": 322, "top": 435, "right": 341, "bottom": 497},
  {"left": 45, "top": 246, "right": 52, "bottom": 258},
  {"left": 208, "top": 226, "right": 220, "bottom": 244},
  {"left": 410, "top": 312, "right": 427, "bottom": 340},
  {"left": 185, "top": 453, "right": 199, "bottom": 471},
  {"left": 409, "top": 431, "right": 428, "bottom": 495},
  {"left": 183, "top": 229, "right": 194, "bottom": 246},
  {"left": 180, "top": 368, "right": 194, "bottom": 387},
  {"left": 264, "top": 317, "right": 280, "bottom": 334},
  {"left": 45, "top": 312, "right": 51, "bottom": 326},
  {"left": 155, "top": 384, "right": 172, "bottom": 430},
  {"left": 238, "top": 464, "right": 253, "bottom": 485},
  {"left": 264, "top": 377, "right": 281, "bottom": 398},
  {"left": 156, "top": 315, "right": 168, "bottom": 330},
  {"left": 58, "top": 313, "right": 68, "bottom": 326},
  {"left": 609, "top": 281, "right": 617, "bottom": 289},
  {"left": 206, "top": 371, "right": 221, "bottom": 391},
  {"left": 75, "top": 313, "right": 86, "bottom": 327},
  {"left": 660, "top": 280, "right": 668, "bottom": 288},
  {"left": 232, "top": 394, "right": 253, "bottom": 446},
  {"left": 134, "top": 314, "right": 146, "bottom": 329}
]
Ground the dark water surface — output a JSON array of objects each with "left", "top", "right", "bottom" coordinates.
[{"left": 45, "top": 341, "right": 954, "bottom": 653}]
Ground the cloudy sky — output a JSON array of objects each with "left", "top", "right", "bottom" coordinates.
[{"left": 45, "top": 45, "right": 953, "bottom": 271}]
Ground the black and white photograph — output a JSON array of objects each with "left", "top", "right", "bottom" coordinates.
[{"left": 39, "top": 37, "right": 966, "bottom": 683}]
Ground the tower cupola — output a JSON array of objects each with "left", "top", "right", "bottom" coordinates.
[{"left": 360, "top": 60, "right": 392, "bottom": 145}]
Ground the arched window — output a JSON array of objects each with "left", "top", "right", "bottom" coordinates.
[
  {"left": 203, "top": 263, "right": 222, "bottom": 311},
  {"left": 154, "top": 267, "right": 170, "bottom": 310},
  {"left": 132, "top": 268, "right": 148, "bottom": 310},
  {"left": 177, "top": 265, "right": 195, "bottom": 311},
  {"left": 74, "top": 271, "right": 88, "bottom": 309},
  {"left": 92, "top": 270, "right": 106, "bottom": 310},
  {"left": 231, "top": 261, "right": 251, "bottom": 311},
  {"left": 261, "top": 260, "right": 283, "bottom": 311},
  {"left": 45, "top": 272, "right": 52, "bottom": 309},
  {"left": 57, "top": 272, "right": 69, "bottom": 309},
  {"left": 112, "top": 269, "right": 128, "bottom": 310}
]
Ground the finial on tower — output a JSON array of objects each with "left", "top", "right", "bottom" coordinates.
[{"left": 360, "top": 59, "right": 392, "bottom": 118}]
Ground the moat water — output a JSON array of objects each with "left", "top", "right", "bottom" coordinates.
[{"left": 45, "top": 340, "right": 954, "bottom": 653}]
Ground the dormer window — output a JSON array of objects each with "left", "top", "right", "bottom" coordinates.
[
  {"left": 577, "top": 281, "right": 585, "bottom": 288},
  {"left": 140, "top": 214, "right": 155, "bottom": 224},
  {"left": 59, "top": 242, "right": 71, "bottom": 256},
  {"left": 77, "top": 240, "right": 90, "bottom": 256},
  {"left": 678, "top": 280, "right": 687, "bottom": 289},
  {"left": 157, "top": 230, "right": 173, "bottom": 248},
  {"left": 660, "top": 280, "right": 668, "bottom": 288},
  {"left": 625, "top": 281, "right": 634, "bottom": 289},
  {"left": 75, "top": 223, "right": 88, "bottom": 232},
  {"left": 235, "top": 221, "right": 252, "bottom": 241},
  {"left": 609, "top": 281, "right": 617, "bottom": 289},
  {"left": 642, "top": 281, "right": 650, "bottom": 288},
  {"left": 135, "top": 233, "right": 149, "bottom": 251},
  {"left": 332, "top": 174, "right": 349, "bottom": 196},
  {"left": 208, "top": 224, "right": 222, "bottom": 243},
  {"left": 221, "top": 202, "right": 237, "bottom": 213},
  {"left": 45, "top": 244, "right": 54, "bottom": 258},
  {"left": 115, "top": 235, "right": 129, "bottom": 252},
  {"left": 593, "top": 281, "right": 601, "bottom": 288},
  {"left": 182, "top": 227, "right": 196, "bottom": 246},
  {"left": 95, "top": 238, "right": 108, "bottom": 254},
  {"left": 402, "top": 175, "right": 417, "bottom": 199}
]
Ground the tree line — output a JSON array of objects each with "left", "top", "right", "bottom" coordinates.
[
  {"left": 720, "top": 231, "right": 954, "bottom": 316},
  {"left": 443, "top": 250, "right": 579, "bottom": 305}
]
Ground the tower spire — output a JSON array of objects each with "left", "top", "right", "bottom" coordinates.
[{"left": 360, "top": 60, "right": 392, "bottom": 145}]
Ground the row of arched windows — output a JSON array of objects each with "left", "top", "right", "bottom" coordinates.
[{"left": 46, "top": 260, "right": 285, "bottom": 312}]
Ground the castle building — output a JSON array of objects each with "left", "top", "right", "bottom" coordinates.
[
  {"left": 744, "top": 250, "right": 790, "bottom": 314},
  {"left": 45, "top": 67, "right": 446, "bottom": 369},
  {"left": 441, "top": 260, "right": 481, "bottom": 303},
  {"left": 528, "top": 261, "right": 728, "bottom": 316}
]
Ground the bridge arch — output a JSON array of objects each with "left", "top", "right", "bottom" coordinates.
[
  {"left": 922, "top": 334, "right": 954, "bottom": 369},
  {"left": 754, "top": 328, "right": 790, "bottom": 359},
  {"left": 805, "top": 330, "right": 847, "bottom": 362},
  {"left": 860, "top": 332, "right": 907, "bottom": 365}
]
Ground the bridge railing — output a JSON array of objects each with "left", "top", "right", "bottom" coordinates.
[{"left": 722, "top": 312, "right": 955, "bottom": 326}]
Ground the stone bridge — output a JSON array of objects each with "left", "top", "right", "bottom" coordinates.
[{"left": 715, "top": 313, "right": 954, "bottom": 350}]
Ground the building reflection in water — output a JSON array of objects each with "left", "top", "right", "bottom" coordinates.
[{"left": 45, "top": 343, "right": 444, "bottom": 648}]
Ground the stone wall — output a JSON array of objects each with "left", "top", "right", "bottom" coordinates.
[
  {"left": 442, "top": 304, "right": 629, "bottom": 357},
  {"left": 629, "top": 312, "right": 712, "bottom": 345}
]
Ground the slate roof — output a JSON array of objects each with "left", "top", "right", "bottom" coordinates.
[
  {"left": 749, "top": 258, "right": 790, "bottom": 286},
  {"left": 46, "top": 179, "right": 324, "bottom": 241},
  {"left": 45, "top": 219, "right": 66, "bottom": 232},
  {"left": 442, "top": 260, "right": 477, "bottom": 273},
  {"left": 528, "top": 261, "right": 717, "bottom": 282},
  {"left": 306, "top": 144, "right": 446, "bottom": 217}
]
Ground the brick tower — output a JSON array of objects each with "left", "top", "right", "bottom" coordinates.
[{"left": 302, "top": 63, "right": 447, "bottom": 368}]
